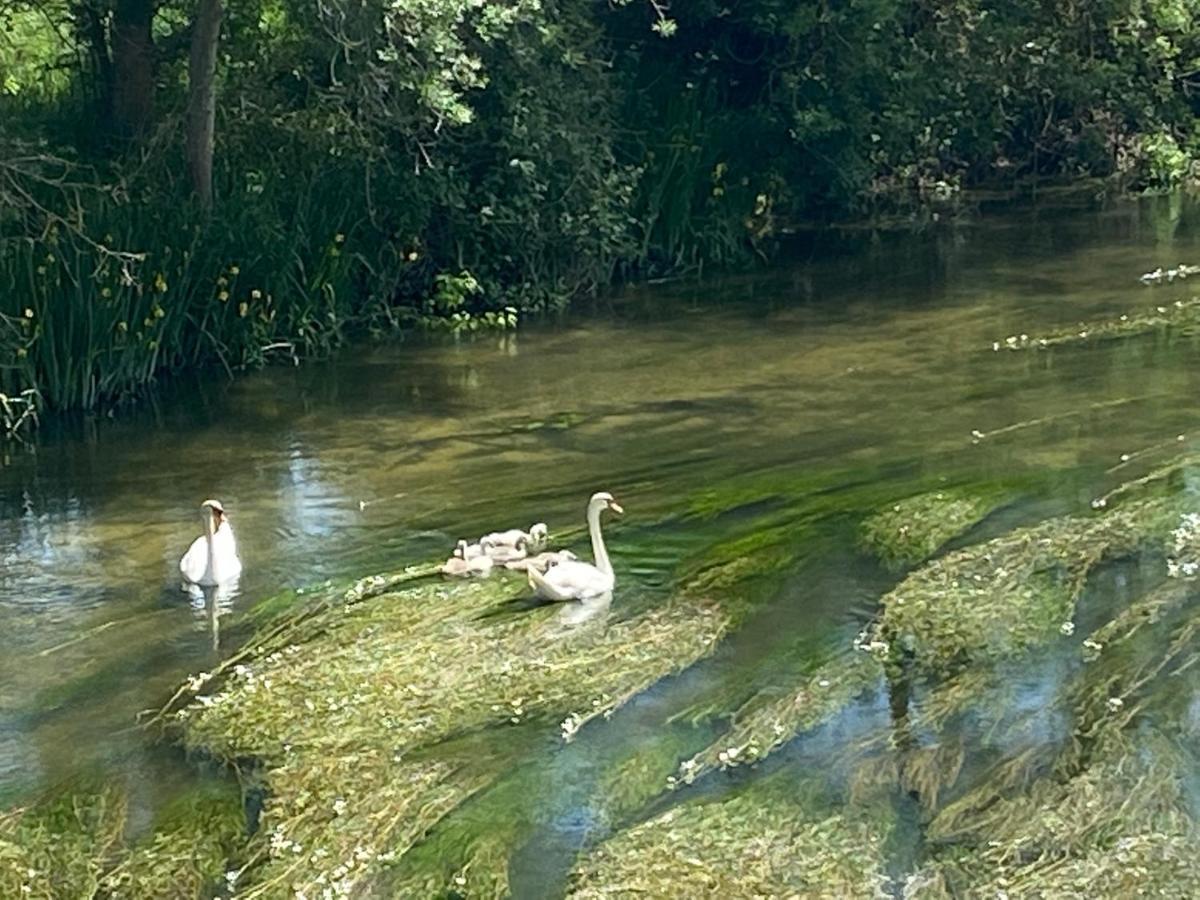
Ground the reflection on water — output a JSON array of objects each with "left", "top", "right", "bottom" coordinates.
[
  {"left": 3, "top": 194, "right": 1200, "bottom": 831},
  {"left": 185, "top": 582, "right": 240, "bottom": 651}
]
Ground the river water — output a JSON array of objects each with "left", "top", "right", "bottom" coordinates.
[{"left": 2, "top": 194, "right": 1199, "bottom": 875}]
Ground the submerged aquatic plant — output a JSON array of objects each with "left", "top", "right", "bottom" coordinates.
[
  {"left": 167, "top": 571, "right": 730, "bottom": 897},
  {"left": 671, "top": 652, "right": 881, "bottom": 786},
  {"left": 991, "top": 296, "right": 1200, "bottom": 351},
  {"left": 0, "top": 780, "right": 241, "bottom": 900},
  {"left": 860, "top": 489, "right": 1005, "bottom": 570},
  {"left": 569, "top": 778, "right": 891, "bottom": 898},
  {"left": 0, "top": 783, "right": 126, "bottom": 900},
  {"left": 869, "top": 497, "right": 1182, "bottom": 675},
  {"left": 914, "top": 730, "right": 1199, "bottom": 899}
]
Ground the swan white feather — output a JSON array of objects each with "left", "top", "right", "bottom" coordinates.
[
  {"left": 481, "top": 523, "right": 548, "bottom": 550},
  {"left": 179, "top": 499, "right": 242, "bottom": 586},
  {"left": 441, "top": 540, "right": 494, "bottom": 577},
  {"left": 527, "top": 492, "right": 622, "bottom": 601}
]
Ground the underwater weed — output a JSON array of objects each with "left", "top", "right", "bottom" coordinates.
[
  {"left": 990, "top": 296, "right": 1200, "bottom": 352},
  {"left": 0, "top": 782, "right": 126, "bottom": 900},
  {"left": 860, "top": 489, "right": 1006, "bottom": 570},
  {"left": 569, "top": 777, "right": 891, "bottom": 898},
  {"left": 168, "top": 571, "right": 730, "bottom": 896},
  {"left": 671, "top": 653, "right": 882, "bottom": 786},
  {"left": 868, "top": 498, "right": 1182, "bottom": 675}
]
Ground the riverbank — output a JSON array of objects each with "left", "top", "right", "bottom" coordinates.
[{"left": 1, "top": 183, "right": 1188, "bottom": 447}]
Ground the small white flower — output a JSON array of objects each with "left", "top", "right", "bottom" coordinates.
[
  {"left": 1059, "top": 621, "right": 1075, "bottom": 636},
  {"left": 1106, "top": 696, "right": 1124, "bottom": 712},
  {"left": 560, "top": 713, "right": 582, "bottom": 742}
]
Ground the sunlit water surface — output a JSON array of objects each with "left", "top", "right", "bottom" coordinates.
[{"left": 3, "top": 194, "right": 1200, "bottom": 885}]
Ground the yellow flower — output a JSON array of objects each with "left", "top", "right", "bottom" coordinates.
[
  {"left": 117, "top": 321, "right": 128, "bottom": 333},
  {"left": 238, "top": 302, "right": 248, "bottom": 317},
  {"left": 154, "top": 273, "right": 168, "bottom": 293},
  {"left": 23, "top": 308, "right": 34, "bottom": 319},
  {"left": 218, "top": 290, "right": 229, "bottom": 302},
  {"left": 407, "top": 251, "right": 419, "bottom": 262},
  {"left": 251, "top": 289, "right": 262, "bottom": 300},
  {"left": 334, "top": 233, "right": 345, "bottom": 244},
  {"left": 229, "top": 265, "right": 240, "bottom": 275}
]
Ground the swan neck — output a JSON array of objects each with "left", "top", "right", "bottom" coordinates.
[
  {"left": 588, "top": 504, "right": 611, "bottom": 576},
  {"left": 204, "top": 511, "right": 218, "bottom": 571}
]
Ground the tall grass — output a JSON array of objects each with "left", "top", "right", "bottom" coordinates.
[{"left": 0, "top": 177, "right": 361, "bottom": 413}]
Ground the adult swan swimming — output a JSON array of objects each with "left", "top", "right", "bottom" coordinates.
[
  {"left": 527, "top": 491, "right": 623, "bottom": 601},
  {"left": 179, "top": 499, "right": 243, "bottom": 586}
]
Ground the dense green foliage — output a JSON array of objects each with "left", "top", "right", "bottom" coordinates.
[{"left": 3, "top": 0, "right": 1200, "bottom": 418}]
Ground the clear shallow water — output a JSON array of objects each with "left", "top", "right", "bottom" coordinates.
[{"left": 3, "top": 194, "right": 1200, "bottom": 866}]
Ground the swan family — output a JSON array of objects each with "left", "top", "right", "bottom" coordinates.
[
  {"left": 179, "top": 490, "right": 622, "bottom": 604},
  {"left": 438, "top": 492, "right": 623, "bottom": 601}
]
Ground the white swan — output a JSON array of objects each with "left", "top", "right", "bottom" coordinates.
[
  {"left": 481, "top": 523, "right": 548, "bottom": 550},
  {"left": 460, "top": 539, "right": 488, "bottom": 560},
  {"left": 483, "top": 536, "right": 529, "bottom": 565},
  {"left": 527, "top": 492, "right": 622, "bottom": 601},
  {"left": 441, "top": 540, "right": 495, "bottom": 577},
  {"left": 505, "top": 549, "right": 578, "bottom": 572},
  {"left": 179, "top": 499, "right": 242, "bottom": 586}
]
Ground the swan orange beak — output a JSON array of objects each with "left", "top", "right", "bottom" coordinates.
[{"left": 609, "top": 500, "right": 624, "bottom": 515}]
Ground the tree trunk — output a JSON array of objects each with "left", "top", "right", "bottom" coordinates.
[
  {"left": 186, "top": 0, "right": 223, "bottom": 210},
  {"left": 75, "top": 1, "right": 115, "bottom": 121},
  {"left": 111, "top": 0, "right": 156, "bottom": 138}
]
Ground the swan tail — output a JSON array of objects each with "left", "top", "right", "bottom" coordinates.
[{"left": 527, "top": 566, "right": 573, "bottom": 602}]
